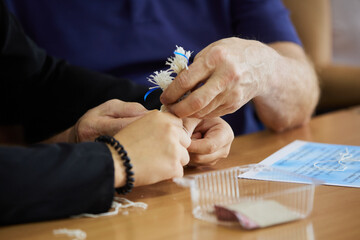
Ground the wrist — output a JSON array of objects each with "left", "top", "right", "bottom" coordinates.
[
  {"left": 249, "top": 42, "right": 280, "bottom": 98},
  {"left": 41, "top": 126, "right": 74, "bottom": 144},
  {"left": 68, "top": 125, "right": 78, "bottom": 143},
  {"left": 106, "top": 143, "right": 126, "bottom": 188},
  {"left": 96, "top": 135, "right": 134, "bottom": 194}
]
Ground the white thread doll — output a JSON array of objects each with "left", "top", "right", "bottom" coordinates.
[{"left": 146, "top": 46, "right": 192, "bottom": 112}]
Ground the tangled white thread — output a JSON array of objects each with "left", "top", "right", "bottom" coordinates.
[
  {"left": 313, "top": 148, "right": 360, "bottom": 171},
  {"left": 53, "top": 228, "right": 86, "bottom": 240},
  {"left": 72, "top": 197, "right": 147, "bottom": 218}
]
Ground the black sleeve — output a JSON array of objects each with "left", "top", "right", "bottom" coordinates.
[
  {"left": 0, "top": 142, "right": 115, "bottom": 226},
  {"left": 0, "top": 1, "right": 161, "bottom": 142}
]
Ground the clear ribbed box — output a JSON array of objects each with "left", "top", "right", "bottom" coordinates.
[{"left": 174, "top": 164, "right": 319, "bottom": 229}]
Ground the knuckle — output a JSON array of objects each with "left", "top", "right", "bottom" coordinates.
[
  {"left": 212, "top": 79, "right": 227, "bottom": 94},
  {"left": 233, "top": 100, "right": 243, "bottom": 112},
  {"left": 189, "top": 96, "right": 205, "bottom": 112},
  {"left": 226, "top": 63, "right": 239, "bottom": 79},
  {"left": 132, "top": 102, "right": 146, "bottom": 112},
  {"left": 192, "top": 112, "right": 204, "bottom": 119},
  {"left": 232, "top": 89, "right": 242, "bottom": 101},
  {"left": 174, "top": 167, "right": 184, "bottom": 178},
  {"left": 108, "top": 99, "right": 120, "bottom": 104},
  {"left": 122, "top": 102, "right": 136, "bottom": 111},
  {"left": 208, "top": 45, "right": 227, "bottom": 65},
  {"left": 105, "top": 99, "right": 120, "bottom": 107},
  {"left": 206, "top": 142, "right": 218, "bottom": 154},
  {"left": 176, "top": 72, "right": 192, "bottom": 90},
  {"left": 162, "top": 121, "right": 176, "bottom": 134},
  {"left": 226, "top": 105, "right": 238, "bottom": 115},
  {"left": 190, "top": 154, "right": 201, "bottom": 163},
  {"left": 208, "top": 160, "right": 219, "bottom": 166},
  {"left": 226, "top": 94, "right": 242, "bottom": 112},
  {"left": 102, "top": 99, "right": 119, "bottom": 113}
]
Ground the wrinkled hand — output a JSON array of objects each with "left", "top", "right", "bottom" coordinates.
[
  {"left": 184, "top": 117, "right": 234, "bottom": 166},
  {"left": 74, "top": 99, "right": 148, "bottom": 142},
  {"left": 161, "top": 37, "right": 276, "bottom": 118},
  {"left": 114, "top": 111, "right": 191, "bottom": 187}
]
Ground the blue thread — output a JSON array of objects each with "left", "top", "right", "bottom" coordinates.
[
  {"left": 174, "top": 51, "right": 189, "bottom": 63},
  {"left": 144, "top": 87, "right": 160, "bottom": 101}
]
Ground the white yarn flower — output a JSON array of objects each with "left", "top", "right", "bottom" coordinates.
[
  {"left": 166, "top": 45, "right": 192, "bottom": 74},
  {"left": 147, "top": 70, "right": 174, "bottom": 90}
]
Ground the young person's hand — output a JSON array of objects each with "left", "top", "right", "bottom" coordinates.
[{"left": 112, "top": 110, "right": 191, "bottom": 187}]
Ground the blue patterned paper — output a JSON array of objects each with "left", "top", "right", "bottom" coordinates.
[{"left": 256, "top": 141, "right": 360, "bottom": 188}]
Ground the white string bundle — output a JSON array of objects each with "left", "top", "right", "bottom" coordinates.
[
  {"left": 147, "top": 70, "right": 174, "bottom": 91},
  {"left": 72, "top": 197, "right": 147, "bottom": 218},
  {"left": 166, "top": 45, "right": 192, "bottom": 74},
  {"left": 53, "top": 228, "right": 87, "bottom": 240},
  {"left": 53, "top": 198, "right": 147, "bottom": 239},
  {"left": 146, "top": 46, "right": 192, "bottom": 112}
]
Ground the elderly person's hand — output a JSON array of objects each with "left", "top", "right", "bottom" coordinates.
[
  {"left": 161, "top": 37, "right": 273, "bottom": 118},
  {"left": 161, "top": 37, "right": 319, "bottom": 132},
  {"left": 73, "top": 99, "right": 148, "bottom": 142},
  {"left": 183, "top": 117, "right": 234, "bottom": 166},
  {"left": 43, "top": 99, "right": 148, "bottom": 143}
]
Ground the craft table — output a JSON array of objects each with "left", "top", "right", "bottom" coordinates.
[{"left": 1, "top": 106, "right": 360, "bottom": 240}]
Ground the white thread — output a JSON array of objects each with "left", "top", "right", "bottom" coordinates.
[
  {"left": 72, "top": 197, "right": 147, "bottom": 218},
  {"left": 147, "top": 70, "right": 174, "bottom": 91},
  {"left": 148, "top": 46, "right": 192, "bottom": 90},
  {"left": 53, "top": 228, "right": 86, "bottom": 240},
  {"left": 313, "top": 148, "right": 360, "bottom": 171},
  {"left": 166, "top": 45, "right": 192, "bottom": 74},
  {"left": 147, "top": 45, "right": 192, "bottom": 112},
  {"left": 114, "top": 196, "right": 148, "bottom": 209}
]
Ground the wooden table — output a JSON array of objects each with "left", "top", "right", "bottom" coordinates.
[{"left": 1, "top": 106, "right": 360, "bottom": 240}]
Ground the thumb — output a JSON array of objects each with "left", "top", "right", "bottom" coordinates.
[{"left": 102, "top": 100, "right": 148, "bottom": 118}]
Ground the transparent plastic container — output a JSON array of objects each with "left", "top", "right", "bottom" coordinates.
[{"left": 174, "top": 164, "right": 319, "bottom": 229}]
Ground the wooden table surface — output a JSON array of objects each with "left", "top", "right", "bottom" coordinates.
[{"left": 1, "top": 106, "right": 360, "bottom": 240}]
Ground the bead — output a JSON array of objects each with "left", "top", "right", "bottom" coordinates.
[{"left": 95, "top": 135, "right": 134, "bottom": 195}]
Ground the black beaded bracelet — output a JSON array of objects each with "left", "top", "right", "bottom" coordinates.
[{"left": 95, "top": 135, "right": 134, "bottom": 194}]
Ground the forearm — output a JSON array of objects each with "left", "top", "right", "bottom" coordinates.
[
  {"left": 253, "top": 42, "right": 319, "bottom": 132},
  {"left": 0, "top": 143, "right": 114, "bottom": 225},
  {"left": 42, "top": 130, "right": 126, "bottom": 187}
]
